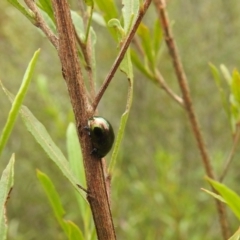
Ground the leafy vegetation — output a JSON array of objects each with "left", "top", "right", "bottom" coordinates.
[{"left": 0, "top": 0, "right": 240, "bottom": 239}]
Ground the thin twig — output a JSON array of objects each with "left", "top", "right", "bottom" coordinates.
[
  {"left": 24, "top": 0, "right": 59, "bottom": 49},
  {"left": 92, "top": 0, "right": 152, "bottom": 111},
  {"left": 132, "top": 38, "right": 184, "bottom": 107},
  {"left": 153, "top": 0, "right": 230, "bottom": 239},
  {"left": 220, "top": 124, "right": 240, "bottom": 182},
  {"left": 154, "top": 69, "right": 185, "bottom": 107}
]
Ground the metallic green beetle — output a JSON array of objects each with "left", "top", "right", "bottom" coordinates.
[{"left": 86, "top": 116, "right": 115, "bottom": 158}]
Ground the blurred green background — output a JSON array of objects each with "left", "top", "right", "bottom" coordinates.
[{"left": 1, "top": 0, "right": 240, "bottom": 239}]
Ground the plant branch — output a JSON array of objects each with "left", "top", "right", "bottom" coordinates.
[
  {"left": 220, "top": 124, "right": 240, "bottom": 182},
  {"left": 24, "top": 0, "right": 59, "bottom": 49},
  {"left": 154, "top": 69, "right": 185, "bottom": 107},
  {"left": 50, "top": 0, "right": 116, "bottom": 239},
  {"left": 153, "top": 0, "right": 230, "bottom": 239},
  {"left": 132, "top": 37, "right": 184, "bottom": 107},
  {"left": 92, "top": 0, "right": 152, "bottom": 111}
]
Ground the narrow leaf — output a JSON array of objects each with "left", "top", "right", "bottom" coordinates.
[
  {"left": 71, "top": 11, "right": 85, "bottom": 42},
  {"left": 131, "top": 49, "right": 155, "bottom": 80},
  {"left": 37, "top": 171, "right": 84, "bottom": 239},
  {"left": 37, "top": 170, "right": 65, "bottom": 220},
  {"left": 137, "top": 23, "right": 155, "bottom": 71},
  {"left": 7, "top": 0, "right": 35, "bottom": 23},
  {"left": 0, "top": 49, "right": 40, "bottom": 156},
  {"left": 66, "top": 124, "right": 95, "bottom": 237},
  {"left": 0, "top": 154, "right": 15, "bottom": 240},
  {"left": 122, "top": 0, "right": 139, "bottom": 33},
  {"left": 109, "top": 50, "right": 133, "bottom": 173},
  {"left": 209, "top": 63, "right": 230, "bottom": 120},
  {"left": 201, "top": 188, "right": 226, "bottom": 203},
  {"left": 1, "top": 83, "right": 87, "bottom": 201},
  {"left": 66, "top": 221, "right": 84, "bottom": 240},
  {"left": 153, "top": 19, "right": 163, "bottom": 60},
  {"left": 228, "top": 227, "right": 240, "bottom": 240},
  {"left": 206, "top": 177, "right": 240, "bottom": 220},
  {"left": 220, "top": 64, "right": 232, "bottom": 85},
  {"left": 231, "top": 70, "right": 240, "bottom": 104},
  {"left": 20, "top": 105, "right": 87, "bottom": 201},
  {"left": 37, "top": 0, "right": 55, "bottom": 23},
  {"left": 94, "top": 0, "right": 119, "bottom": 38},
  {"left": 66, "top": 123, "right": 85, "bottom": 186}
]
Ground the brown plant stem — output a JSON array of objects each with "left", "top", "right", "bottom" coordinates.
[
  {"left": 153, "top": 0, "right": 230, "bottom": 239},
  {"left": 51, "top": 0, "right": 116, "bottom": 239},
  {"left": 92, "top": 0, "right": 152, "bottom": 111},
  {"left": 24, "top": 0, "right": 59, "bottom": 49}
]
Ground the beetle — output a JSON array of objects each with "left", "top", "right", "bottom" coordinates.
[{"left": 86, "top": 116, "right": 115, "bottom": 158}]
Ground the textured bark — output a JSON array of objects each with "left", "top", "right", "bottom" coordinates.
[{"left": 51, "top": 0, "right": 116, "bottom": 239}]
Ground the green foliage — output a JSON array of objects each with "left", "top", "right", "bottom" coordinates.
[
  {"left": 66, "top": 123, "right": 96, "bottom": 239},
  {"left": 94, "top": 0, "right": 118, "bottom": 38},
  {"left": 137, "top": 23, "right": 155, "bottom": 71},
  {"left": 0, "top": 49, "right": 40, "bottom": 156},
  {"left": 0, "top": 155, "right": 14, "bottom": 240},
  {"left": 122, "top": 0, "right": 139, "bottom": 33},
  {"left": 1, "top": 82, "right": 87, "bottom": 202},
  {"left": 37, "top": 170, "right": 84, "bottom": 240},
  {"left": 205, "top": 177, "right": 240, "bottom": 220},
  {"left": 2, "top": 0, "right": 240, "bottom": 239},
  {"left": 108, "top": 2, "right": 135, "bottom": 174},
  {"left": 204, "top": 178, "right": 240, "bottom": 240},
  {"left": 228, "top": 228, "right": 240, "bottom": 240},
  {"left": 210, "top": 64, "right": 240, "bottom": 133},
  {"left": 7, "top": 0, "right": 35, "bottom": 23},
  {"left": 37, "top": 0, "right": 55, "bottom": 23}
]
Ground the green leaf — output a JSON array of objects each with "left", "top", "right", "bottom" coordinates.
[
  {"left": 37, "top": 0, "right": 55, "bottom": 23},
  {"left": 228, "top": 227, "right": 240, "bottom": 240},
  {"left": 206, "top": 177, "right": 240, "bottom": 220},
  {"left": 94, "top": 0, "right": 119, "bottom": 38},
  {"left": 84, "top": 0, "right": 93, "bottom": 7},
  {"left": 209, "top": 63, "right": 230, "bottom": 121},
  {"left": 109, "top": 49, "right": 134, "bottom": 173},
  {"left": 137, "top": 23, "right": 155, "bottom": 71},
  {"left": 153, "top": 19, "right": 163, "bottom": 60},
  {"left": 37, "top": 170, "right": 65, "bottom": 222},
  {"left": 20, "top": 105, "right": 87, "bottom": 201},
  {"left": 0, "top": 49, "right": 40, "bottom": 156},
  {"left": 229, "top": 70, "right": 240, "bottom": 131},
  {"left": 122, "top": 0, "right": 139, "bottom": 33},
  {"left": 71, "top": 11, "right": 86, "bottom": 41},
  {"left": 220, "top": 64, "right": 232, "bottom": 85},
  {"left": 108, "top": 18, "right": 125, "bottom": 41},
  {"left": 201, "top": 188, "right": 226, "bottom": 203},
  {"left": 92, "top": 12, "right": 106, "bottom": 27},
  {"left": 94, "top": 0, "right": 118, "bottom": 22},
  {"left": 231, "top": 70, "right": 240, "bottom": 104},
  {"left": 130, "top": 49, "right": 155, "bottom": 80},
  {"left": 7, "top": 0, "right": 35, "bottom": 23},
  {"left": 0, "top": 154, "right": 15, "bottom": 240},
  {"left": 66, "top": 221, "right": 84, "bottom": 240},
  {"left": 66, "top": 123, "right": 85, "bottom": 186},
  {"left": 37, "top": 171, "right": 84, "bottom": 240},
  {"left": 0, "top": 83, "right": 87, "bottom": 202},
  {"left": 66, "top": 124, "right": 95, "bottom": 238},
  {"left": 89, "top": 27, "right": 97, "bottom": 83}
]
